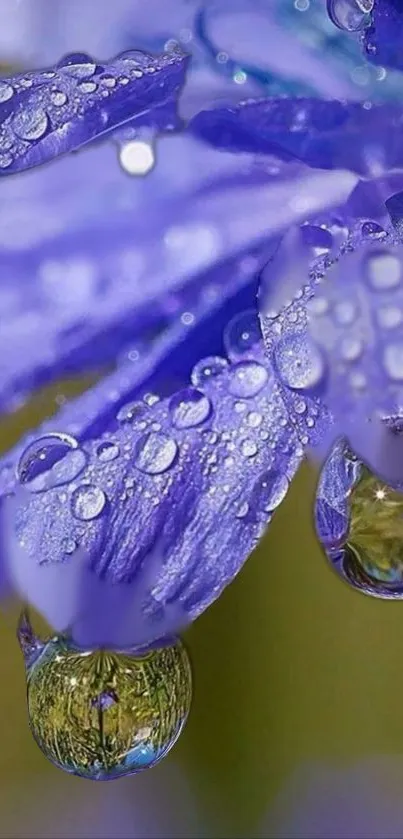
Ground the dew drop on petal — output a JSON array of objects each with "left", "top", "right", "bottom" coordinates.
[
  {"left": 228, "top": 361, "right": 268, "bottom": 398},
  {"left": 96, "top": 441, "right": 120, "bottom": 462},
  {"left": 0, "top": 81, "right": 13, "bottom": 103},
  {"left": 383, "top": 342, "right": 403, "bottom": 381},
  {"left": 327, "top": 0, "right": 373, "bottom": 31},
  {"left": 273, "top": 332, "right": 325, "bottom": 392},
  {"left": 58, "top": 52, "right": 97, "bottom": 79},
  {"left": 223, "top": 309, "right": 262, "bottom": 362},
  {"left": 71, "top": 485, "right": 107, "bottom": 521},
  {"left": 191, "top": 356, "right": 229, "bottom": 388},
  {"left": 241, "top": 439, "right": 258, "bottom": 458},
  {"left": 50, "top": 90, "right": 68, "bottom": 107},
  {"left": 169, "top": 388, "right": 212, "bottom": 429},
  {"left": 117, "top": 401, "right": 145, "bottom": 424},
  {"left": 13, "top": 107, "right": 49, "bottom": 141},
  {"left": 17, "top": 433, "right": 87, "bottom": 493},
  {"left": 22, "top": 632, "right": 192, "bottom": 779},
  {"left": 361, "top": 221, "right": 386, "bottom": 240},
  {"left": 364, "top": 250, "right": 402, "bottom": 291},
  {"left": 254, "top": 470, "right": 290, "bottom": 513},
  {"left": 134, "top": 433, "right": 178, "bottom": 475}
]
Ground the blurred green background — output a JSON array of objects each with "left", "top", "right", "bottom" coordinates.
[{"left": 2, "top": 386, "right": 403, "bottom": 838}]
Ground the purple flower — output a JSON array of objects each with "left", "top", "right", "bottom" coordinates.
[{"left": 2, "top": 0, "right": 403, "bottom": 649}]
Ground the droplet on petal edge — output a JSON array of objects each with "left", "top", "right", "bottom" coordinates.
[
  {"left": 0, "top": 47, "right": 189, "bottom": 175},
  {"left": 315, "top": 437, "right": 403, "bottom": 598},
  {"left": 5, "top": 346, "right": 302, "bottom": 650},
  {"left": 19, "top": 618, "right": 192, "bottom": 780}
]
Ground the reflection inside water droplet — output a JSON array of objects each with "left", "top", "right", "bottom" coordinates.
[
  {"left": 21, "top": 628, "right": 192, "bottom": 780},
  {"left": 169, "top": 388, "right": 212, "bottom": 429},
  {"left": 17, "top": 433, "right": 87, "bottom": 493},
  {"left": 134, "top": 433, "right": 178, "bottom": 475}
]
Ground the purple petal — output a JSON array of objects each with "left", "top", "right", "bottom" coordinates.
[
  {"left": 363, "top": 0, "right": 403, "bottom": 71},
  {"left": 0, "top": 139, "right": 357, "bottom": 415},
  {"left": 190, "top": 98, "right": 403, "bottom": 176},
  {"left": 3, "top": 347, "right": 302, "bottom": 650},
  {"left": 0, "top": 47, "right": 188, "bottom": 175}
]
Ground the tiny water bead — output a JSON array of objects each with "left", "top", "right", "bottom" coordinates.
[
  {"left": 327, "top": 0, "right": 373, "bottom": 31},
  {"left": 315, "top": 440, "right": 403, "bottom": 596},
  {"left": 12, "top": 107, "right": 49, "bottom": 141},
  {"left": 191, "top": 355, "right": 228, "bottom": 388},
  {"left": 169, "top": 388, "right": 212, "bottom": 429},
  {"left": 273, "top": 331, "right": 325, "bottom": 392},
  {"left": 134, "top": 432, "right": 178, "bottom": 475},
  {"left": 19, "top": 625, "right": 192, "bottom": 780},
  {"left": 17, "top": 433, "right": 87, "bottom": 493},
  {"left": 71, "top": 485, "right": 107, "bottom": 522},
  {"left": 223, "top": 309, "right": 262, "bottom": 361}
]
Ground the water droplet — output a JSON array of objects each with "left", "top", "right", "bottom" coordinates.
[
  {"left": 365, "top": 250, "right": 401, "bottom": 291},
  {"left": 78, "top": 81, "right": 97, "bottom": 94},
  {"left": 228, "top": 361, "right": 269, "bottom": 398},
  {"left": 134, "top": 433, "right": 178, "bottom": 475},
  {"left": 17, "top": 434, "right": 87, "bottom": 493},
  {"left": 241, "top": 439, "right": 258, "bottom": 458},
  {"left": 0, "top": 152, "right": 12, "bottom": 169},
  {"left": 169, "top": 388, "right": 212, "bottom": 429},
  {"left": 254, "top": 471, "right": 290, "bottom": 513},
  {"left": 361, "top": 221, "right": 386, "bottom": 240},
  {"left": 62, "top": 537, "right": 77, "bottom": 555},
  {"left": 96, "top": 441, "right": 120, "bottom": 462},
  {"left": 143, "top": 393, "right": 160, "bottom": 407},
  {"left": 117, "top": 401, "right": 145, "bottom": 424},
  {"left": 100, "top": 74, "right": 116, "bottom": 88},
  {"left": 377, "top": 306, "right": 403, "bottom": 329},
  {"left": 71, "top": 485, "right": 107, "bottom": 521},
  {"left": 13, "top": 107, "right": 49, "bottom": 141},
  {"left": 58, "top": 53, "right": 97, "bottom": 79},
  {"left": 247, "top": 411, "right": 263, "bottom": 428},
  {"left": 316, "top": 440, "right": 403, "bottom": 596},
  {"left": 236, "top": 501, "right": 249, "bottom": 519},
  {"left": 50, "top": 90, "right": 68, "bottom": 107},
  {"left": 333, "top": 301, "right": 357, "bottom": 326},
  {"left": 273, "top": 332, "right": 325, "bottom": 392},
  {"left": 383, "top": 342, "right": 403, "bottom": 381},
  {"left": 119, "top": 49, "right": 152, "bottom": 69},
  {"left": 294, "top": 398, "right": 307, "bottom": 414},
  {"left": 0, "top": 81, "right": 13, "bottom": 103},
  {"left": 340, "top": 336, "right": 363, "bottom": 362},
  {"left": 327, "top": 0, "right": 373, "bottom": 32},
  {"left": 223, "top": 310, "right": 261, "bottom": 361},
  {"left": 23, "top": 634, "right": 192, "bottom": 779},
  {"left": 191, "top": 356, "right": 228, "bottom": 388}
]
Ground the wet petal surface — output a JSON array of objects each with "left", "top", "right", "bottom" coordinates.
[{"left": 0, "top": 47, "right": 188, "bottom": 175}]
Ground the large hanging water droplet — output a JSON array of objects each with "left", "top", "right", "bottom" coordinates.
[
  {"left": 273, "top": 332, "right": 325, "bottom": 392},
  {"left": 58, "top": 53, "right": 97, "bottom": 79},
  {"left": 17, "top": 433, "right": 87, "bottom": 493},
  {"left": 21, "top": 630, "right": 192, "bottom": 779},
  {"left": 71, "top": 485, "right": 107, "bottom": 521},
  {"left": 134, "top": 433, "right": 178, "bottom": 475},
  {"left": 169, "top": 388, "right": 212, "bottom": 429},
  {"left": 364, "top": 250, "right": 402, "bottom": 292},
  {"left": 327, "top": 0, "right": 373, "bottom": 32},
  {"left": 315, "top": 439, "right": 403, "bottom": 596},
  {"left": 191, "top": 356, "right": 228, "bottom": 388},
  {"left": 223, "top": 310, "right": 262, "bottom": 362},
  {"left": 228, "top": 361, "right": 268, "bottom": 398},
  {"left": 13, "top": 107, "right": 49, "bottom": 141}
]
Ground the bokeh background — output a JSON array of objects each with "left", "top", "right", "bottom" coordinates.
[{"left": 2, "top": 1, "right": 403, "bottom": 837}]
